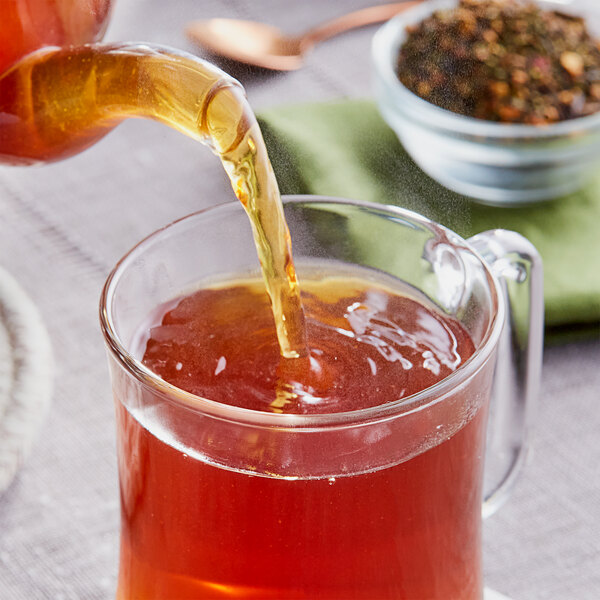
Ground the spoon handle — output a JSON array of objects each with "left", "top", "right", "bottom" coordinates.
[{"left": 301, "top": 1, "right": 422, "bottom": 48}]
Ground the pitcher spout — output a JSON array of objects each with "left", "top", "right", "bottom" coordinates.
[{"left": 0, "top": 43, "right": 245, "bottom": 165}]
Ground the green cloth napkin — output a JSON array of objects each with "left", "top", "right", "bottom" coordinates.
[{"left": 258, "top": 99, "right": 600, "bottom": 342}]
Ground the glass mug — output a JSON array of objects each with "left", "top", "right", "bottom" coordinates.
[{"left": 100, "top": 196, "right": 543, "bottom": 599}]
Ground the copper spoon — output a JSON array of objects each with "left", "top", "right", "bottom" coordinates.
[{"left": 186, "top": 2, "right": 421, "bottom": 71}]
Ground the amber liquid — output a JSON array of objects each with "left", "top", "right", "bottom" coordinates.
[
  {"left": 113, "top": 274, "right": 485, "bottom": 599},
  {"left": 0, "top": 43, "right": 306, "bottom": 358},
  {"left": 0, "top": 0, "right": 112, "bottom": 74},
  {"left": 142, "top": 276, "right": 473, "bottom": 414}
]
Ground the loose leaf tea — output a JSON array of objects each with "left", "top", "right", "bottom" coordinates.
[{"left": 397, "top": 0, "right": 600, "bottom": 124}]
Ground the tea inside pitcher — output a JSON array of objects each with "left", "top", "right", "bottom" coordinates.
[{"left": 0, "top": 0, "right": 112, "bottom": 74}]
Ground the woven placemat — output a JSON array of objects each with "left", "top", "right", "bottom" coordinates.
[{"left": 0, "top": 266, "right": 53, "bottom": 493}]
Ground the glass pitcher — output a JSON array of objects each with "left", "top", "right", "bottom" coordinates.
[
  {"left": 0, "top": 0, "right": 263, "bottom": 169},
  {"left": 0, "top": 0, "right": 112, "bottom": 74}
]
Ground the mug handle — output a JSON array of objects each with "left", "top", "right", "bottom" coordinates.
[{"left": 468, "top": 230, "right": 544, "bottom": 518}]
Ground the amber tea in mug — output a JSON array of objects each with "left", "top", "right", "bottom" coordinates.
[{"left": 101, "top": 197, "right": 542, "bottom": 599}]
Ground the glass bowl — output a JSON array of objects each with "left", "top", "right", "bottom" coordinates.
[{"left": 372, "top": 0, "right": 600, "bottom": 206}]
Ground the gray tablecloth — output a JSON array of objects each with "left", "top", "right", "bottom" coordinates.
[{"left": 0, "top": 1, "right": 598, "bottom": 598}]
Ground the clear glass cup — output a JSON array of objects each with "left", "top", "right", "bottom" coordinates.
[{"left": 100, "top": 196, "right": 543, "bottom": 599}]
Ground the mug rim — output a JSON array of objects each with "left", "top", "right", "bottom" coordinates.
[{"left": 100, "top": 195, "right": 505, "bottom": 429}]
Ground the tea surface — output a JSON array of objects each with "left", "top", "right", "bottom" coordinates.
[{"left": 141, "top": 274, "right": 475, "bottom": 414}]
